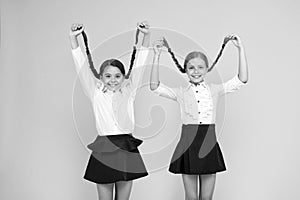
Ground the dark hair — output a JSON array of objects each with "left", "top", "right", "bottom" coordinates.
[
  {"left": 183, "top": 51, "right": 209, "bottom": 70},
  {"left": 208, "top": 37, "right": 232, "bottom": 72},
  {"left": 80, "top": 29, "right": 139, "bottom": 79},
  {"left": 163, "top": 38, "right": 185, "bottom": 73},
  {"left": 99, "top": 59, "right": 126, "bottom": 76},
  {"left": 163, "top": 37, "right": 232, "bottom": 73},
  {"left": 81, "top": 31, "right": 100, "bottom": 79}
]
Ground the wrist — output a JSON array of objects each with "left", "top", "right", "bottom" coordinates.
[{"left": 237, "top": 44, "right": 244, "bottom": 51}]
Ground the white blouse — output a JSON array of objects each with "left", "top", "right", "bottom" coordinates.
[
  {"left": 153, "top": 76, "right": 245, "bottom": 124},
  {"left": 72, "top": 46, "right": 149, "bottom": 135}
]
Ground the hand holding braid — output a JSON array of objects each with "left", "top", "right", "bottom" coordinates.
[
  {"left": 152, "top": 38, "right": 164, "bottom": 56},
  {"left": 70, "top": 24, "right": 100, "bottom": 79},
  {"left": 162, "top": 35, "right": 239, "bottom": 74}
]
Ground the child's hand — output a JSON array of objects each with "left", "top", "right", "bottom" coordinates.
[
  {"left": 153, "top": 38, "right": 164, "bottom": 55},
  {"left": 70, "top": 23, "right": 84, "bottom": 37},
  {"left": 225, "top": 34, "right": 243, "bottom": 49},
  {"left": 137, "top": 21, "right": 150, "bottom": 35}
]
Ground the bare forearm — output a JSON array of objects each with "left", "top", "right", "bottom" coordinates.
[
  {"left": 237, "top": 45, "right": 248, "bottom": 83},
  {"left": 70, "top": 35, "right": 80, "bottom": 49},
  {"left": 150, "top": 55, "right": 160, "bottom": 90},
  {"left": 141, "top": 32, "right": 150, "bottom": 48}
]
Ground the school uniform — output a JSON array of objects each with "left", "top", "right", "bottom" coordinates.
[
  {"left": 153, "top": 76, "right": 245, "bottom": 174},
  {"left": 72, "top": 46, "right": 149, "bottom": 183}
]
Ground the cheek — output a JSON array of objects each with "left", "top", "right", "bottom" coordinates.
[
  {"left": 101, "top": 77, "right": 110, "bottom": 83},
  {"left": 118, "top": 77, "right": 125, "bottom": 83},
  {"left": 186, "top": 69, "right": 193, "bottom": 76}
]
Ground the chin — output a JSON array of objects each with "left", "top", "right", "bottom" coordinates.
[{"left": 191, "top": 79, "right": 202, "bottom": 83}]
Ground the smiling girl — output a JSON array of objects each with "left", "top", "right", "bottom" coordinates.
[
  {"left": 150, "top": 35, "right": 248, "bottom": 200},
  {"left": 70, "top": 21, "right": 150, "bottom": 200}
]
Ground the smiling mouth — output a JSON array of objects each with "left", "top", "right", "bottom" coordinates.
[
  {"left": 191, "top": 75, "right": 202, "bottom": 79},
  {"left": 108, "top": 83, "right": 119, "bottom": 87}
]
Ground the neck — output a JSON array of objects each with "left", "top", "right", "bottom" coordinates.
[{"left": 189, "top": 80, "right": 204, "bottom": 86}]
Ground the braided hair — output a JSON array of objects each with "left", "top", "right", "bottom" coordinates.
[
  {"left": 125, "top": 29, "right": 139, "bottom": 79},
  {"left": 163, "top": 37, "right": 186, "bottom": 73},
  {"left": 163, "top": 37, "right": 234, "bottom": 73},
  {"left": 81, "top": 30, "right": 100, "bottom": 79},
  {"left": 80, "top": 28, "right": 140, "bottom": 79},
  {"left": 208, "top": 36, "right": 233, "bottom": 72}
]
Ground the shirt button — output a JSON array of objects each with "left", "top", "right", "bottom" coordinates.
[
  {"left": 196, "top": 91, "right": 199, "bottom": 93},
  {"left": 198, "top": 112, "right": 200, "bottom": 114},
  {"left": 197, "top": 100, "right": 200, "bottom": 103}
]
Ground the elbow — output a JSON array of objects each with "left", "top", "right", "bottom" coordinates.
[
  {"left": 150, "top": 82, "right": 159, "bottom": 91},
  {"left": 238, "top": 74, "right": 248, "bottom": 84},
  {"left": 150, "top": 85, "right": 158, "bottom": 91},
  {"left": 241, "top": 78, "right": 248, "bottom": 84}
]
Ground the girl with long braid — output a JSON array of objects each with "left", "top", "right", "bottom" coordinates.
[
  {"left": 150, "top": 35, "right": 248, "bottom": 200},
  {"left": 70, "top": 21, "right": 150, "bottom": 200}
]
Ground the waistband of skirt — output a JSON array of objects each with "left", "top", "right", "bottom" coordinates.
[
  {"left": 87, "top": 134, "right": 143, "bottom": 153},
  {"left": 183, "top": 124, "right": 215, "bottom": 127}
]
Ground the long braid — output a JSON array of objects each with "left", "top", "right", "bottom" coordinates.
[
  {"left": 81, "top": 30, "right": 100, "bottom": 79},
  {"left": 125, "top": 29, "right": 140, "bottom": 79},
  {"left": 163, "top": 38, "right": 186, "bottom": 73},
  {"left": 208, "top": 37, "right": 234, "bottom": 72}
]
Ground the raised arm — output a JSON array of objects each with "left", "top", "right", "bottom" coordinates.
[
  {"left": 128, "top": 21, "right": 150, "bottom": 89},
  {"left": 150, "top": 38, "right": 163, "bottom": 90},
  {"left": 150, "top": 38, "right": 177, "bottom": 101},
  {"left": 218, "top": 35, "right": 249, "bottom": 95},
  {"left": 69, "top": 24, "right": 96, "bottom": 99},
  {"left": 230, "top": 35, "right": 248, "bottom": 83}
]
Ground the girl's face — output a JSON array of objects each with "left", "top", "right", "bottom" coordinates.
[
  {"left": 186, "top": 57, "right": 208, "bottom": 83},
  {"left": 100, "top": 65, "right": 125, "bottom": 92}
]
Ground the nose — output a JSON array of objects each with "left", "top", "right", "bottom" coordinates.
[{"left": 110, "top": 77, "right": 118, "bottom": 83}]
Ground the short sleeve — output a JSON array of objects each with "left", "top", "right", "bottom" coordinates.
[
  {"left": 152, "top": 82, "right": 178, "bottom": 101},
  {"left": 220, "top": 75, "right": 246, "bottom": 95}
]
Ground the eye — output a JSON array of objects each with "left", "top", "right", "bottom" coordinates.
[
  {"left": 104, "top": 74, "right": 111, "bottom": 78},
  {"left": 188, "top": 66, "right": 195, "bottom": 70},
  {"left": 115, "top": 74, "right": 123, "bottom": 79}
]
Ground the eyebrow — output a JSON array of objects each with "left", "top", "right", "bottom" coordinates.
[
  {"left": 104, "top": 73, "right": 122, "bottom": 76},
  {"left": 188, "top": 65, "right": 205, "bottom": 68}
]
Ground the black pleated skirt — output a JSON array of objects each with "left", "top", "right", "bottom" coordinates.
[
  {"left": 84, "top": 134, "right": 148, "bottom": 184},
  {"left": 169, "top": 124, "right": 226, "bottom": 175}
]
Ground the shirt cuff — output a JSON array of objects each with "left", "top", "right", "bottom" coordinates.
[
  {"left": 152, "top": 82, "right": 163, "bottom": 96},
  {"left": 71, "top": 46, "right": 81, "bottom": 56},
  {"left": 233, "top": 75, "right": 246, "bottom": 87},
  {"left": 152, "top": 82, "right": 177, "bottom": 98}
]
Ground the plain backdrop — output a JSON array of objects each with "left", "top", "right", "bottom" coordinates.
[{"left": 1, "top": 0, "right": 300, "bottom": 200}]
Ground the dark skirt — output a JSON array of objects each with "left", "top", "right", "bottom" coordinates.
[
  {"left": 84, "top": 134, "right": 148, "bottom": 184},
  {"left": 169, "top": 124, "right": 226, "bottom": 175}
]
